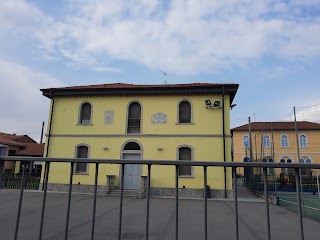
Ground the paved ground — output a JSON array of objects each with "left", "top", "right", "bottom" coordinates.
[{"left": 0, "top": 190, "right": 319, "bottom": 240}]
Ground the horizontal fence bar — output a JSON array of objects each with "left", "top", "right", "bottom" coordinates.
[{"left": 1, "top": 156, "right": 320, "bottom": 169}]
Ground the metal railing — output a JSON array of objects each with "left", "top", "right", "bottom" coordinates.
[{"left": 1, "top": 156, "right": 320, "bottom": 240}]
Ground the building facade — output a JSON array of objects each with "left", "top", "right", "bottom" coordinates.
[
  {"left": 41, "top": 83, "right": 238, "bottom": 198},
  {"left": 232, "top": 121, "right": 320, "bottom": 176},
  {"left": 0, "top": 133, "right": 44, "bottom": 175}
]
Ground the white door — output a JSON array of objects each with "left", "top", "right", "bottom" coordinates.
[{"left": 123, "top": 153, "right": 141, "bottom": 189}]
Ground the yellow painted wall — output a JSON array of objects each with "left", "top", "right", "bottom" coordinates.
[
  {"left": 233, "top": 130, "right": 320, "bottom": 175},
  {"left": 43, "top": 94, "right": 233, "bottom": 190}
]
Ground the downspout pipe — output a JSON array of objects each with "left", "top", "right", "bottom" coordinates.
[
  {"left": 222, "top": 86, "right": 227, "bottom": 198},
  {"left": 42, "top": 90, "right": 54, "bottom": 190},
  {"left": 45, "top": 91, "right": 54, "bottom": 158}
]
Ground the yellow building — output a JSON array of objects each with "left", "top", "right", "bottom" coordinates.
[
  {"left": 232, "top": 121, "right": 320, "bottom": 176},
  {"left": 40, "top": 83, "right": 238, "bottom": 198}
]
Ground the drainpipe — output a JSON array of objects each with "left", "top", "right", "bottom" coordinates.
[
  {"left": 222, "top": 86, "right": 227, "bottom": 198},
  {"left": 42, "top": 90, "right": 54, "bottom": 190}
]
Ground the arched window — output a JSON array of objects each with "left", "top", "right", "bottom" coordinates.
[
  {"left": 127, "top": 102, "right": 142, "bottom": 134},
  {"left": 306, "top": 159, "right": 312, "bottom": 164},
  {"left": 177, "top": 146, "right": 193, "bottom": 176},
  {"left": 75, "top": 145, "right": 89, "bottom": 173},
  {"left": 299, "top": 135, "right": 307, "bottom": 148},
  {"left": 263, "top": 135, "right": 270, "bottom": 148},
  {"left": 300, "top": 157, "right": 312, "bottom": 175},
  {"left": 280, "top": 158, "right": 293, "bottom": 174},
  {"left": 262, "top": 157, "right": 274, "bottom": 174},
  {"left": 79, "top": 102, "right": 92, "bottom": 124},
  {"left": 281, "top": 135, "right": 288, "bottom": 148},
  {"left": 178, "top": 100, "right": 192, "bottom": 123},
  {"left": 243, "top": 135, "right": 249, "bottom": 148}
]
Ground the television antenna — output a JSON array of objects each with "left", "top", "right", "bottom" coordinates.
[{"left": 161, "top": 69, "right": 167, "bottom": 84}]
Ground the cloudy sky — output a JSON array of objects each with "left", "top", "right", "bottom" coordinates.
[{"left": 1, "top": 0, "right": 320, "bottom": 141}]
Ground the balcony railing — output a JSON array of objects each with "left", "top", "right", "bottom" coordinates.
[{"left": 0, "top": 156, "right": 320, "bottom": 240}]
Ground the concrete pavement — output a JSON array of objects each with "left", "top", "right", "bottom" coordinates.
[{"left": 0, "top": 190, "right": 319, "bottom": 240}]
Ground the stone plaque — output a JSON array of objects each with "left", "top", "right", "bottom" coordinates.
[
  {"left": 152, "top": 113, "right": 167, "bottom": 124},
  {"left": 104, "top": 110, "right": 114, "bottom": 125}
]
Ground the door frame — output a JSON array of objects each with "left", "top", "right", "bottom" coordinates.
[{"left": 120, "top": 140, "right": 143, "bottom": 189}]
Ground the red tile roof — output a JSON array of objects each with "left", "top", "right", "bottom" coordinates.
[
  {"left": 15, "top": 143, "right": 44, "bottom": 156},
  {"left": 45, "top": 82, "right": 238, "bottom": 90},
  {"left": 0, "top": 136, "right": 26, "bottom": 147},
  {"left": 1, "top": 134, "right": 36, "bottom": 143},
  {"left": 232, "top": 121, "right": 320, "bottom": 131},
  {"left": 0, "top": 132, "right": 43, "bottom": 156},
  {"left": 41, "top": 82, "right": 239, "bottom": 105}
]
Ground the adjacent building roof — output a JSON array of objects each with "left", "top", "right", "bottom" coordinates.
[
  {"left": 232, "top": 121, "right": 320, "bottom": 131},
  {"left": 0, "top": 133, "right": 36, "bottom": 143},
  {"left": 15, "top": 143, "right": 44, "bottom": 156},
  {"left": 0, "top": 132, "right": 44, "bottom": 156},
  {"left": 41, "top": 82, "right": 239, "bottom": 104},
  {"left": 0, "top": 136, "right": 26, "bottom": 147}
]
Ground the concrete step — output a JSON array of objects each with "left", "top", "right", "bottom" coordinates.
[{"left": 107, "top": 189, "right": 141, "bottom": 199}]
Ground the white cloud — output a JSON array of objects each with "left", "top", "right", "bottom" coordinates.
[
  {"left": 0, "top": 59, "right": 62, "bottom": 140},
  {"left": 1, "top": 0, "right": 320, "bottom": 74},
  {"left": 0, "top": 0, "right": 52, "bottom": 33}
]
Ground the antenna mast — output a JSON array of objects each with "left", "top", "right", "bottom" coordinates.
[{"left": 161, "top": 69, "right": 167, "bottom": 84}]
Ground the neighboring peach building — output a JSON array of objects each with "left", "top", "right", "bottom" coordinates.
[
  {"left": 0, "top": 133, "right": 44, "bottom": 175},
  {"left": 231, "top": 122, "right": 320, "bottom": 176}
]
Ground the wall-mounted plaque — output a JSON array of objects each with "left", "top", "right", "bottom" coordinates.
[
  {"left": 152, "top": 113, "right": 167, "bottom": 124},
  {"left": 104, "top": 110, "right": 114, "bottom": 125}
]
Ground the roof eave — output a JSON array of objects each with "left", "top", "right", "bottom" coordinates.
[{"left": 41, "top": 84, "right": 239, "bottom": 105}]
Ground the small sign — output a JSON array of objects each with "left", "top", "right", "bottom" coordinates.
[
  {"left": 104, "top": 110, "right": 114, "bottom": 125},
  {"left": 152, "top": 113, "right": 167, "bottom": 124}
]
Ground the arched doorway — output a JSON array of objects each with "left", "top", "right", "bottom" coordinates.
[{"left": 121, "top": 141, "right": 142, "bottom": 189}]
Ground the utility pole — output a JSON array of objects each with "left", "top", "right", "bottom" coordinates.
[
  {"left": 294, "top": 107, "right": 304, "bottom": 216},
  {"left": 40, "top": 121, "right": 45, "bottom": 143}
]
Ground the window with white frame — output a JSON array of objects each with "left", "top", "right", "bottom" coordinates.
[
  {"left": 178, "top": 100, "right": 192, "bottom": 123},
  {"left": 79, "top": 102, "right": 92, "bottom": 124},
  {"left": 127, "top": 102, "right": 142, "bottom": 134},
  {"left": 178, "top": 146, "right": 192, "bottom": 176},
  {"left": 281, "top": 135, "right": 288, "bottom": 148},
  {"left": 243, "top": 135, "right": 249, "bottom": 148},
  {"left": 299, "top": 134, "right": 307, "bottom": 148},
  {"left": 263, "top": 135, "right": 270, "bottom": 148},
  {"left": 299, "top": 157, "right": 312, "bottom": 175},
  {"left": 280, "top": 158, "right": 293, "bottom": 174},
  {"left": 75, "top": 145, "right": 89, "bottom": 173},
  {"left": 262, "top": 157, "right": 275, "bottom": 174}
]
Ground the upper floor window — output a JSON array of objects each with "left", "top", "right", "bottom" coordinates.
[
  {"left": 263, "top": 135, "right": 270, "bottom": 148},
  {"left": 281, "top": 135, "right": 288, "bottom": 148},
  {"left": 79, "top": 102, "right": 92, "bottom": 124},
  {"left": 243, "top": 135, "right": 249, "bottom": 148},
  {"left": 178, "top": 100, "right": 192, "bottom": 123},
  {"left": 299, "top": 134, "right": 307, "bottom": 148},
  {"left": 178, "top": 146, "right": 192, "bottom": 177},
  {"left": 75, "top": 145, "right": 89, "bottom": 174},
  {"left": 127, "top": 102, "right": 141, "bottom": 134}
]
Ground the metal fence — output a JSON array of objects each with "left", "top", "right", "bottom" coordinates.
[
  {"left": 244, "top": 169, "right": 320, "bottom": 223},
  {"left": 1, "top": 173, "right": 40, "bottom": 189},
  {"left": 1, "top": 156, "right": 320, "bottom": 240}
]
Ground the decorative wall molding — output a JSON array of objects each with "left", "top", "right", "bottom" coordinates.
[{"left": 47, "top": 133, "right": 232, "bottom": 138}]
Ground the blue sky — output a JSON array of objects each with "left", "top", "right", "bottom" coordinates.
[{"left": 1, "top": 0, "right": 320, "bottom": 141}]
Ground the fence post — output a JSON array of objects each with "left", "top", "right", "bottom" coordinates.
[{"left": 0, "top": 145, "right": 8, "bottom": 191}]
